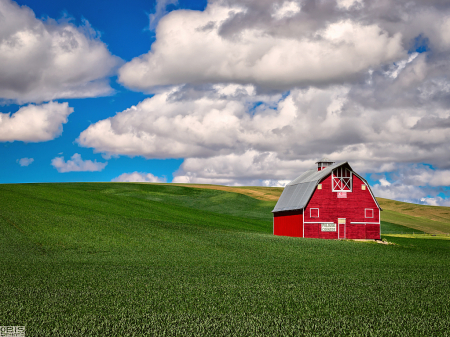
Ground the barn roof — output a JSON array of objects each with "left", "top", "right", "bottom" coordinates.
[{"left": 272, "top": 162, "right": 381, "bottom": 213}]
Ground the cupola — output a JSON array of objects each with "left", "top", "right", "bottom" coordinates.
[{"left": 316, "top": 158, "right": 335, "bottom": 171}]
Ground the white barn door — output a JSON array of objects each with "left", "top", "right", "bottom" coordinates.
[{"left": 338, "top": 218, "right": 346, "bottom": 239}]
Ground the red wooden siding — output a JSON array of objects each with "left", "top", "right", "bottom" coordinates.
[
  {"left": 366, "top": 224, "right": 380, "bottom": 240},
  {"left": 304, "top": 174, "right": 379, "bottom": 225},
  {"left": 274, "top": 210, "right": 303, "bottom": 237},
  {"left": 273, "top": 170, "right": 380, "bottom": 240},
  {"left": 304, "top": 223, "right": 317, "bottom": 238},
  {"left": 346, "top": 223, "right": 365, "bottom": 239}
]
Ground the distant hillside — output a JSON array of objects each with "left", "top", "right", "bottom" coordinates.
[
  {"left": 170, "top": 184, "right": 283, "bottom": 201},
  {"left": 377, "top": 198, "right": 450, "bottom": 234},
  {"left": 169, "top": 183, "right": 450, "bottom": 234}
]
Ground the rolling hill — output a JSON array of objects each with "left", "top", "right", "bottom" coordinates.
[
  {"left": 170, "top": 183, "right": 450, "bottom": 234},
  {"left": 0, "top": 182, "right": 449, "bottom": 335}
]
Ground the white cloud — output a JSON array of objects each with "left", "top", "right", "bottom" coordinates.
[
  {"left": 172, "top": 150, "right": 312, "bottom": 186},
  {"left": 336, "top": 0, "right": 363, "bottom": 10},
  {"left": 111, "top": 172, "right": 166, "bottom": 183},
  {"left": 149, "top": 0, "right": 178, "bottom": 30},
  {"left": 17, "top": 157, "right": 33, "bottom": 166},
  {"left": 81, "top": 0, "right": 450, "bottom": 201},
  {"left": 78, "top": 83, "right": 450, "bottom": 170},
  {"left": 380, "top": 164, "right": 450, "bottom": 187},
  {"left": 0, "top": 0, "right": 120, "bottom": 103},
  {"left": 420, "top": 197, "right": 450, "bottom": 207},
  {"left": 118, "top": 2, "right": 404, "bottom": 91},
  {"left": 272, "top": 1, "right": 301, "bottom": 20},
  {"left": 379, "top": 178, "right": 391, "bottom": 187},
  {"left": 371, "top": 164, "right": 450, "bottom": 206},
  {"left": 372, "top": 183, "right": 425, "bottom": 202},
  {"left": 373, "top": 182, "right": 450, "bottom": 207},
  {"left": 78, "top": 85, "right": 282, "bottom": 159},
  {"left": 51, "top": 153, "right": 107, "bottom": 173},
  {"left": 387, "top": 53, "right": 419, "bottom": 79},
  {"left": 0, "top": 101, "right": 73, "bottom": 142}
]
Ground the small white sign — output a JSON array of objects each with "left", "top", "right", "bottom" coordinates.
[
  {"left": 337, "top": 192, "right": 347, "bottom": 198},
  {"left": 321, "top": 223, "right": 336, "bottom": 232}
]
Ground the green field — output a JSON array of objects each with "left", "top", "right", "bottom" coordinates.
[{"left": 1, "top": 183, "right": 450, "bottom": 336}]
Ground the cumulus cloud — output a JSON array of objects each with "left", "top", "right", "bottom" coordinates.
[
  {"left": 149, "top": 0, "right": 178, "bottom": 30},
  {"left": 17, "top": 157, "right": 33, "bottom": 166},
  {"left": 51, "top": 153, "right": 107, "bottom": 173},
  {"left": 371, "top": 164, "right": 450, "bottom": 206},
  {"left": 420, "top": 197, "right": 450, "bottom": 207},
  {"left": 0, "top": 101, "right": 73, "bottom": 142},
  {"left": 116, "top": 0, "right": 450, "bottom": 95},
  {"left": 173, "top": 150, "right": 305, "bottom": 186},
  {"left": 373, "top": 183, "right": 450, "bottom": 207},
  {"left": 119, "top": 2, "right": 404, "bottom": 91},
  {"left": 111, "top": 172, "right": 166, "bottom": 183},
  {"left": 336, "top": 0, "right": 363, "bottom": 10},
  {"left": 0, "top": 0, "right": 120, "bottom": 103},
  {"left": 81, "top": 0, "right": 450, "bottom": 204},
  {"left": 272, "top": 1, "right": 301, "bottom": 20},
  {"left": 78, "top": 82, "right": 450, "bottom": 168}
]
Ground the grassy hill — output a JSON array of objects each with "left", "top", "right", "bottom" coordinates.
[
  {"left": 1, "top": 183, "right": 450, "bottom": 335},
  {"left": 377, "top": 198, "right": 450, "bottom": 234},
  {"left": 170, "top": 183, "right": 450, "bottom": 234}
]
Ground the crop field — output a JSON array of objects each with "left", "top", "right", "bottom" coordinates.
[{"left": 1, "top": 183, "right": 450, "bottom": 336}]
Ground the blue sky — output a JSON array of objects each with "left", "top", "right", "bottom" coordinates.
[
  {"left": 1, "top": 0, "right": 450, "bottom": 206},
  {"left": 1, "top": 0, "right": 205, "bottom": 183}
]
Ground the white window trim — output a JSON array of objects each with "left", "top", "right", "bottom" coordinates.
[
  {"left": 310, "top": 208, "right": 319, "bottom": 218},
  {"left": 332, "top": 167, "right": 353, "bottom": 192},
  {"left": 338, "top": 218, "right": 346, "bottom": 239},
  {"left": 365, "top": 208, "right": 374, "bottom": 218},
  {"left": 303, "top": 208, "right": 304, "bottom": 238}
]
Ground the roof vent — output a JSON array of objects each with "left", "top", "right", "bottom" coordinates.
[{"left": 316, "top": 158, "right": 335, "bottom": 171}]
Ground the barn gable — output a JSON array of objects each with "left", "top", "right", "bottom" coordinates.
[{"left": 272, "top": 162, "right": 380, "bottom": 213}]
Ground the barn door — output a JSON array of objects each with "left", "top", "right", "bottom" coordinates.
[{"left": 338, "top": 218, "right": 346, "bottom": 239}]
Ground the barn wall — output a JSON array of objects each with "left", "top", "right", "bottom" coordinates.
[
  {"left": 274, "top": 210, "right": 303, "bottom": 237},
  {"left": 366, "top": 224, "right": 381, "bottom": 240},
  {"left": 304, "top": 223, "right": 318, "bottom": 238},
  {"left": 303, "top": 223, "right": 339, "bottom": 239},
  {"left": 303, "top": 174, "right": 380, "bottom": 239}
]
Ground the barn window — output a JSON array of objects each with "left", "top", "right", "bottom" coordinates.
[
  {"left": 361, "top": 184, "right": 366, "bottom": 190},
  {"left": 365, "top": 209, "right": 373, "bottom": 218},
  {"left": 317, "top": 184, "right": 322, "bottom": 190},
  {"left": 310, "top": 208, "right": 319, "bottom": 218},
  {"left": 332, "top": 167, "right": 352, "bottom": 192}
]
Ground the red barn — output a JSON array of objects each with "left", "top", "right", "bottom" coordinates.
[{"left": 273, "top": 159, "right": 381, "bottom": 240}]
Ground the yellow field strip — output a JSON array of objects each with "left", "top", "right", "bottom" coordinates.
[
  {"left": 168, "top": 184, "right": 283, "bottom": 201},
  {"left": 383, "top": 234, "right": 450, "bottom": 240}
]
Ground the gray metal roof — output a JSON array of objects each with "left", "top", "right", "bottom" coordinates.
[{"left": 272, "top": 162, "right": 381, "bottom": 213}]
